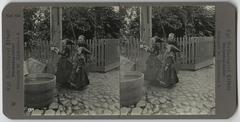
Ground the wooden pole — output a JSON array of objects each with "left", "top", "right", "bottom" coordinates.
[
  {"left": 48, "top": 7, "right": 62, "bottom": 74},
  {"left": 140, "top": 6, "right": 152, "bottom": 46}
]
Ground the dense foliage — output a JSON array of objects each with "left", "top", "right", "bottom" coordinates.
[
  {"left": 152, "top": 6, "right": 215, "bottom": 37},
  {"left": 24, "top": 7, "right": 50, "bottom": 48},
  {"left": 62, "top": 7, "right": 124, "bottom": 40},
  {"left": 119, "top": 6, "right": 140, "bottom": 39},
  {"left": 23, "top": 6, "right": 215, "bottom": 46}
]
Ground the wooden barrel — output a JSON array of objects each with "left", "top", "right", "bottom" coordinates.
[
  {"left": 120, "top": 71, "right": 144, "bottom": 106},
  {"left": 24, "top": 73, "right": 56, "bottom": 108}
]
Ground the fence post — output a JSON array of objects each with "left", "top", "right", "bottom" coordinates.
[
  {"left": 190, "top": 37, "right": 193, "bottom": 64},
  {"left": 103, "top": 39, "right": 106, "bottom": 66},
  {"left": 182, "top": 37, "right": 185, "bottom": 64}
]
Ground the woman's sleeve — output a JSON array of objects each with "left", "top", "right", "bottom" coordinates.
[
  {"left": 170, "top": 45, "right": 181, "bottom": 52},
  {"left": 84, "top": 44, "right": 91, "bottom": 54}
]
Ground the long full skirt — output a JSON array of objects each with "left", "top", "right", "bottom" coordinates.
[
  {"left": 69, "top": 66, "right": 90, "bottom": 90},
  {"left": 156, "top": 57, "right": 179, "bottom": 87},
  {"left": 56, "top": 58, "right": 73, "bottom": 85},
  {"left": 145, "top": 55, "right": 179, "bottom": 87}
]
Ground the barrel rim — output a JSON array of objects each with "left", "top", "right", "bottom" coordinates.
[
  {"left": 120, "top": 71, "right": 144, "bottom": 83},
  {"left": 25, "top": 73, "right": 56, "bottom": 85}
]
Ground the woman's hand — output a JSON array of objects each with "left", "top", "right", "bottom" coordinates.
[
  {"left": 50, "top": 47, "right": 60, "bottom": 53},
  {"left": 140, "top": 44, "right": 149, "bottom": 51}
]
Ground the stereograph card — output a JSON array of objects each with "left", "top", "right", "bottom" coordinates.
[{"left": 2, "top": 2, "right": 237, "bottom": 119}]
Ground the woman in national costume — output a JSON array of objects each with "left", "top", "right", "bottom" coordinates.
[
  {"left": 143, "top": 37, "right": 180, "bottom": 88},
  {"left": 68, "top": 35, "right": 91, "bottom": 90}
]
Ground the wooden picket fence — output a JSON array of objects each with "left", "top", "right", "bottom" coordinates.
[
  {"left": 120, "top": 36, "right": 214, "bottom": 70},
  {"left": 176, "top": 36, "right": 214, "bottom": 70},
  {"left": 86, "top": 39, "right": 120, "bottom": 72},
  {"left": 24, "top": 39, "right": 120, "bottom": 72},
  {"left": 120, "top": 37, "right": 144, "bottom": 62},
  {"left": 24, "top": 37, "right": 214, "bottom": 72},
  {"left": 24, "top": 41, "right": 52, "bottom": 64}
]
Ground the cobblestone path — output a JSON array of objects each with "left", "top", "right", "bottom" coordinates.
[
  {"left": 25, "top": 69, "right": 120, "bottom": 116},
  {"left": 120, "top": 57, "right": 215, "bottom": 115},
  {"left": 25, "top": 57, "right": 215, "bottom": 116}
]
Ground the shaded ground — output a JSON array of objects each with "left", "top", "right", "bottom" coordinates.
[
  {"left": 24, "top": 56, "right": 215, "bottom": 116},
  {"left": 25, "top": 69, "right": 120, "bottom": 116},
  {"left": 120, "top": 56, "right": 215, "bottom": 115}
]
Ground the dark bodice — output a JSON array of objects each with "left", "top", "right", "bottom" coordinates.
[{"left": 58, "top": 47, "right": 71, "bottom": 58}]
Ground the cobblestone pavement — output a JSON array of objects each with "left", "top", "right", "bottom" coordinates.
[
  {"left": 120, "top": 57, "right": 215, "bottom": 115},
  {"left": 25, "top": 57, "right": 215, "bottom": 116},
  {"left": 25, "top": 69, "right": 120, "bottom": 116}
]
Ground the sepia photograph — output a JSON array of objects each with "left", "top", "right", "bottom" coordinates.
[
  {"left": 23, "top": 5, "right": 215, "bottom": 116},
  {"left": 23, "top": 6, "right": 121, "bottom": 116},
  {"left": 119, "top": 5, "right": 215, "bottom": 115}
]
